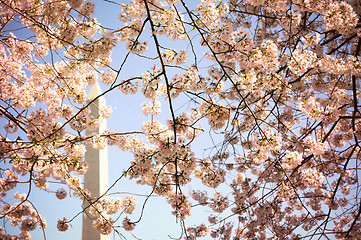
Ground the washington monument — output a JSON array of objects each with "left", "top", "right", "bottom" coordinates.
[{"left": 83, "top": 82, "right": 110, "bottom": 240}]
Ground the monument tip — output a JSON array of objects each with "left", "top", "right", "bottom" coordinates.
[{"left": 88, "top": 81, "right": 103, "bottom": 101}]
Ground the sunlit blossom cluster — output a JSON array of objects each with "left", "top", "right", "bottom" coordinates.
[{"left": 142, "top": 100, "right": 161, "bottom": 116}]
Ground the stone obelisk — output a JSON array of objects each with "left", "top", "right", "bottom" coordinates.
[{"left": 82, "top": 81, "right": 110, "bottom": 240}]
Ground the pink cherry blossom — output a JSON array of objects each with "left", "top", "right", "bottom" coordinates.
[
  {"left": 57, "top": 218, "right": 69, "bottom": 232},
  {"left": 1, "top": 0, "right": 361, "bottom": 239}
]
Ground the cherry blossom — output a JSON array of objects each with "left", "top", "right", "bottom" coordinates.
[
  {"left": 55, "top": 188, "right": 67, "bottom": 200},
  {"left": 57, "top": 218, "right": 69, "bottom": 232},
  {"left": 1, "top": 0, "right": 361, "bottom": 239}
]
